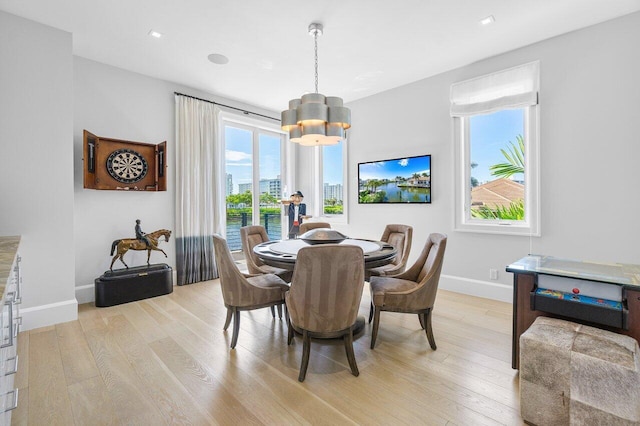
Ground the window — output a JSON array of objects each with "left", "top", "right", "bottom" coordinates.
[
  {"left": 452, "top": 62, "right": 540, "bottom": 236},
  {"left": 220, "top": 113, "right": 288, "bottom": 250},
  {"left": 314, "top": 141, "right": 347, "bottom": 222}
]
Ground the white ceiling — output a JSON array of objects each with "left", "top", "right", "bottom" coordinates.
[{"left": 2, "top": 0, "right": 640, "bottom": 113}]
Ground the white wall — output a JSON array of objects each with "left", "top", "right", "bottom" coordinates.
[
  {"left": 2, "top": 10, "right": 281, "bottom": 325},
  {"left": 73, "top": 57, "right": 279, "bottom": 303},
  {"left": 335, "top": 12, "right": 640, "bottom": 301},
  {"left": 73, "top": 58, "right": 177, "bottom": 302},
  {"left": 0, "top": 11, "right": 77, "bottom": 328}
]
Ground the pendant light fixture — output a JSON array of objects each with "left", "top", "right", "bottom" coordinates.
[{"left": 281, "top": 23, "right": 351, "bottom": 146}]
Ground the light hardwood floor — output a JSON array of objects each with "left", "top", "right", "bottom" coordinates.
[{"left": 12, "top": 281, "right": 524, "bottom": 425}]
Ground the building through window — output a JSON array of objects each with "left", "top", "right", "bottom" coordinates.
[{"left": 317, "top": 141, "right": 347, "bottom": 220}]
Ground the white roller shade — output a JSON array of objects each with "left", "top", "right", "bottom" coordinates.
[{"left": 450, "top": 61, "right": 539, "bottom": 117}]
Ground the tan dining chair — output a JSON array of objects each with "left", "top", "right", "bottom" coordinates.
[
  {"left": 212, "top": 234, "right": 290, "bottom": 349},
  {"left": 286, "top": 244, "right": 365, "bottom": 382},
  {"left": 241, "top": 225, "right": 293, "bottom": 283},
  {"left": 365, "top": 224, "right": 413, "bottom": 281},
  {"left": 366, "top": 224, "right": 413, "bottom": 322},
  {"left": 298, "top": 221, "right": 331, "bottom": 234},
  {"left": 369, "top": 233, "right": 447, "bottom": 350}
]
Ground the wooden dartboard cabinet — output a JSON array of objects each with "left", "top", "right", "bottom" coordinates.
[{"left": 83, "top": 130, "right": 167, "bottom": 191}]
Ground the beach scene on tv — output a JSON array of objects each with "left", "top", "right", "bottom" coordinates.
[{"left": 358, "top": 155, "right": 431, "bottom": 203}]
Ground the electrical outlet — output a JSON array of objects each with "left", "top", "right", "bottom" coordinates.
[{"left": 489, "top": 269, "right": 498, "bottom": 280}]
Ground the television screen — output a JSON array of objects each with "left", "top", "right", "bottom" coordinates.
[{"left": 358, "top": 154, "right": 431, "bottom": 204}]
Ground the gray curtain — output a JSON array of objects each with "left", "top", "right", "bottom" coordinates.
[{"left": 175, "top": 95, "right": 220, "bottom": 285}]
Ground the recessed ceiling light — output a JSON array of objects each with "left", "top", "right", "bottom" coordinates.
[
  {"left": 208, "top": 53, "right": 229, "bottom": 65},
  {"left": 148, "top": 30, "right": 163, "bottom": 38},
  {"left": 480, "top": 15, "right": 495, "bottom": 26}
]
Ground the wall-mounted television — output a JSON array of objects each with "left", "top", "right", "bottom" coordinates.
[{"left": 358, "top": 154, "right": 431, "bottom": 204}]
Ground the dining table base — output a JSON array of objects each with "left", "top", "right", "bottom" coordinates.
[{"left": 290, "top": 316, "right": 367, "bottom": 339}]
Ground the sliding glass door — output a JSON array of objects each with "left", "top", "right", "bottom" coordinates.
[{"left": 222, "top": 118, "right": 286, "bottom": 251}]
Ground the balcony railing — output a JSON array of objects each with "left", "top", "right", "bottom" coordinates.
[{"left": 226, "top": 211, "right": 282, "bottom": 251}]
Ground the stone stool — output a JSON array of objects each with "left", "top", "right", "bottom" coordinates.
[{"left": 520, "top": 317, "right": 640, "bottom": 426}]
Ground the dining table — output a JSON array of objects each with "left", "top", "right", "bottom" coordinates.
[
  {"left": 253, "top": 237, "right": 397, "bottom": 337},
  {"left": 252, "top": 238, "right": 397, "bottom": 271}
]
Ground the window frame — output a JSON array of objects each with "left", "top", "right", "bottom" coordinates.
[
  {"left": 453, "top": 104, "right": 540, "bottom": 236},
  {"left": 218, "top": 110, "right": 291, "bottom": 240},
  {"left": 313, "top": 140, "right": 349, "bottom": 225}
]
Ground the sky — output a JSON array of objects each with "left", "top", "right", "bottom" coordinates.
[
  {"left": 322, "top": 142, "right": 343, "bottom": 185},
  {"left": 359, "top": 155, "right": 431, "bottom": 181},
  {"left": 225, "top": 125, "right": 344, "bottom": 195},
  {"left": 225, "top": 126, "right": 282, "bottom": 193},
  {"left": 469, "top": 108, "right": 524, "bottom": 183}
]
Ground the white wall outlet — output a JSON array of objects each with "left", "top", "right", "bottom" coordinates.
[{"left": 489, "top": 269, "right": 498, "bottom": 280}]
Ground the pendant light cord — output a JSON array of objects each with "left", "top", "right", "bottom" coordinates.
[{"left": 314, "top": 30, "right": 319, "bottom": 93}]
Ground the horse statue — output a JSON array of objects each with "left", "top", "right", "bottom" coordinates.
[{"left": 110, "top": 229, "right": 171, "bottom": 271}]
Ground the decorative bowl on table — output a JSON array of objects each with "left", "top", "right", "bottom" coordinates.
[{"left": 300, "top": 228, "right": 348, "bottom": 245}]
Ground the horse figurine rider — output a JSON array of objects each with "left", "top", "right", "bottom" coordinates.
[
  {"left": 110, "top": 225, "right": 171, "bottom": 271},
  {"left": 135, "top": 219, "right": 153, "bottom": 248}
]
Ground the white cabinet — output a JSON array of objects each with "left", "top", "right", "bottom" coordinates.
[{"left": 0, "top": 238, "right": 21, "bottom": 426}]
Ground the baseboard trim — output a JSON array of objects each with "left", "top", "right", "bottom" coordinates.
[
  {"left": 20, "top": 298, "right": 78, "bottom": 331},
  {"left": 75, "top": 284, "right": 95, "bottom": 305},
  {"left": 439, "top": 274, "right": 513, "bottom": 303}
]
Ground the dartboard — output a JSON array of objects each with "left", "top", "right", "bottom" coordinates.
[{"left": 106, "top": 148, "right": 148, "bottom": 183}]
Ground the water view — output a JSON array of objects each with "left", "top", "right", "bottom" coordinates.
[
  {"left": 371, "top": 182, "right": 431, "bottom": 203},
  {"left": 358, "top": 154, "right": 431, "bottom": 204},
  {"left": 226, "top": 211, "right": 282, "bottom": 251}
]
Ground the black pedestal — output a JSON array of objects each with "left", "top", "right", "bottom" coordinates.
[{"left": 95, "top": 264, "right": 173, "bottom": 307}]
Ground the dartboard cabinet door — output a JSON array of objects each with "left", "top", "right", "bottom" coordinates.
[{"left": 83, "top": 130, "right": 167, "bottom": 191}]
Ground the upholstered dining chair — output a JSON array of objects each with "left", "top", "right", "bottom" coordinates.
[
  {"left": 365, "top": 224, "right": 413, "bottom": 281},
  {"left": 212, "top": 234, "right": 290, "bottom": 349},
  {"left": 241, "top": 225, "right": 293, "bottom": 283},
  {"left": 298, "top": 221, "right": 331, "bottom": 234},
  {"left": 369, "top": 233, "right": 447, "bottom": 350},
  {"left": 366, "top": 224, "right": 413, "bottom": 322},
  {"left": 286, "top": 244, "right": 365, "bottom": 382}
]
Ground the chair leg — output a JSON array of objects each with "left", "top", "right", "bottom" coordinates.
[
  {"left": 368, "top": 302, "right": 374, "bottom": 323},
  {"left": 270, "top": 305, "right": 275, "bottom": 318},
  {"left": 424, "top": 309, "right": 437, "bottom": 350},
  {"left": 230, "top": 308, "right": 241, "bottom": 349},
  {"left": 223, "top": 307, "right": 233, "bottom": 331},
  {"left": 418, "top": 313, "right": 425, "bottom": 329},
  {"left": 276, "top": 303, "right": 283, "bottom": 319},
  {"left": 370, "top": 306, "right": 382, "bottom": 349},
  {"left": 298, "top": 330, "right": 311, "bottom": 382},
  {"left": 287, "top": 316, "right": 294, "bottom": 345},
  {"left": 344, "top": 330, "right": 359, "bottom": 377}
]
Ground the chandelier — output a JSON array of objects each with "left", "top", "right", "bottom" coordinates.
[{"left": 281, "top": 23, "right": 351, "bottom": 146}]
